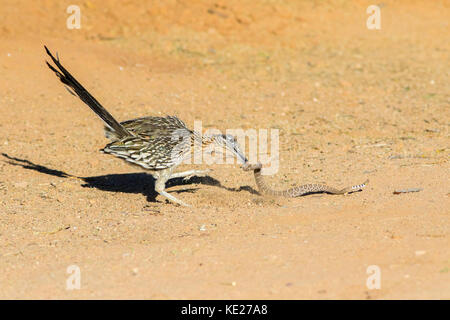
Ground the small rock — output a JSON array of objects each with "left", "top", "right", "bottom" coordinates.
[
  {"left": 393, "top": 188, "right": 423, "bottom": 194},
  {"left": 415, "top": 250, "right": 426, "bottom": 256}
]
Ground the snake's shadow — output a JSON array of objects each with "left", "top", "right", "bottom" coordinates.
[{"left": 2, "top": 153, "right": 258, "bottom": 202}]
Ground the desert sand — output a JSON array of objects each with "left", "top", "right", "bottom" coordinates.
[{"left": 0, "top": 0, "right": 448, "bottom": 299}]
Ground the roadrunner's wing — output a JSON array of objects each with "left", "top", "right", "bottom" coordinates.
[{"left": 102, "top": 132, "right": 192, "bottom": 170}]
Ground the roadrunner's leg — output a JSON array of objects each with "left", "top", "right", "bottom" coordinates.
[
  {"left": 170, "top": 169, "right": 211, "bottom": 181},
  {"left": 154, "top": 169, "right": 191, "bottom": 207}
]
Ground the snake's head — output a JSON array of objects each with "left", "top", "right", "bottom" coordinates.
[{"left": 242, "top": 162, "right": 263, "bottom": 171}]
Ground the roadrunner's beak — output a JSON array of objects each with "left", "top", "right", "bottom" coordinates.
[
  {"left": 232, "top": 145, "right": 248, "bottom": 165},
  {"left": 225, "top": 138, "right": 247, "bottom": 165},
  {"left": 213, "top": 134, "right": 248, "bottom": 165}
]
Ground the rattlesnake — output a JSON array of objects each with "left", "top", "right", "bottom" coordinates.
[{"left": 243, "top": 162, "right": 368, "bottom": 197}]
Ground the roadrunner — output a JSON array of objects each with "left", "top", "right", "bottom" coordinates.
[{"left": 45, "top": 46, "right": 247, "bottom": 207}]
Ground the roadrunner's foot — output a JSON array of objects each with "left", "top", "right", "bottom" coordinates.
[
  {"left": 170, "top": 169, "right": 211, "bottom": 181},
  {"left": 160, "top": 189, "right": 191, "bottom": 207},
  {"left": 155, "top": 174, "right": 191, "bottom": 207}
]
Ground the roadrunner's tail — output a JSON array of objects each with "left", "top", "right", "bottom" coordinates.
[{"left": 44, "top": 46, "right": 131, "bottom": 139}]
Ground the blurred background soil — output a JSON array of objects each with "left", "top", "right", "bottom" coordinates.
[{"left": 0, "top": 0, "right": 448, "bottom": 299}]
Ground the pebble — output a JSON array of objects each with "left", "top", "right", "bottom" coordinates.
[{"left": 393, "top": 188, "right": 423, "bottom": 194}]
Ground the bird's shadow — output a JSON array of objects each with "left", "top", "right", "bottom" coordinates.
[{"left": 2, "top": 153, "right": 258, "bottom": 202}]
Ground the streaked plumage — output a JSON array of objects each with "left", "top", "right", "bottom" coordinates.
[{"left": 103, "top": 116, "right": 195, "bottom": 170}]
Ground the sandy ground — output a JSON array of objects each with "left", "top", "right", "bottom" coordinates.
[{"left": 0, "top": 0, "right": 448, "bottom": 299}]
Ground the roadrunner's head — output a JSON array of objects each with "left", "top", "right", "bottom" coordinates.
[{"left": 210, "top": 134, "right": 248, "bottom": 165}]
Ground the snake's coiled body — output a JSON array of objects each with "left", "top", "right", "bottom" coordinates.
[{"left": 243, "top": 162, "right": 368, "bottom": 197}]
